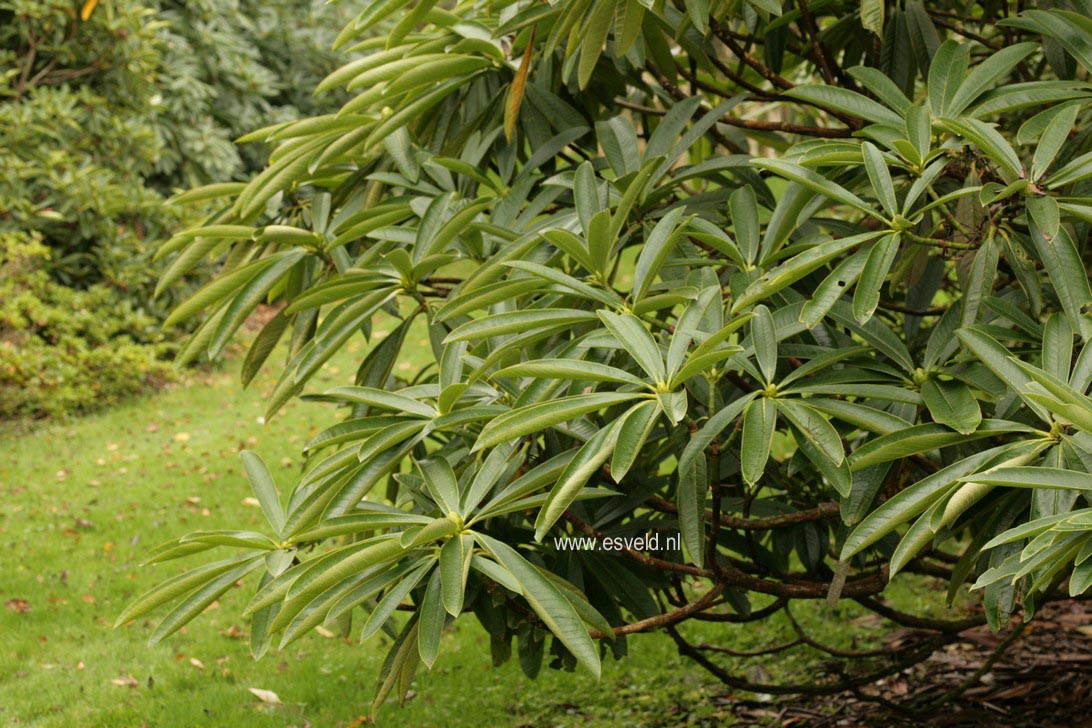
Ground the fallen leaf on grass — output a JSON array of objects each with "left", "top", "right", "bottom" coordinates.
[
  {"left": 80, "top": 0, "right": 100, "bottom": 22},
  {"left": 248, "top": 688, "right": 282, "bottom": 704},
  {"left": 6, "top": 598, "right": 30, "bottom": 613},
  {"left": 112, "top": 675, "right": 139, "bottom": 688},
  {"left": 190, "top": 658, "right": 206, "bottom": 669}
]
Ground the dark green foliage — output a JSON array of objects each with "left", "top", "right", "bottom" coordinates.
[{"left": 0, "top": 0, "right": 346, "bottom": 418}]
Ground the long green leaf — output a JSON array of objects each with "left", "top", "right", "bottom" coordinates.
[
  {"left": 474, "top": 392, "right": 644, "bottom": 451},
  {"left": 741, "top": 398, "right": 777, "bottom": 485},
  {"left": 534, "top": 420, "right": 622, "bottom": 540},
  {"left": 474, "top": 533, "right": 601, "bottom": 679}
]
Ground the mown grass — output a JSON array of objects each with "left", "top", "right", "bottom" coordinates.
[{"left": 1, "top": 333, "right": 967, "bottom": 726}]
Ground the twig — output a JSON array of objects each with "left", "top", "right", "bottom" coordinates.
[
  {"left": 667, "top": 624, "right": 949, "bottom": 696},
  {"left": 709, "top": 19, "right": 795, "bottom": 91},
  {"left": 646, "top": 495, "right": 840, "bottom": 530},
  {"left": 797, "top": 0, "right": 837, "bottom": 86},
  {"left": 643, "top": 66, "right": 748, "bottom": 153},
  {"left": 877, "top": 301, "right": 948, "bottom": 316},
  {"left": 691, "top": 638, "right": 802, "bottom": 656},
  {"left": 691, "top": 597, "right": 788, "bottom": 622},
  {"left": 853, "top": 595, "right": 985, "bottom": 633},
  {"left": 588, "top": 583, "right": 727, "bottom": 638}
]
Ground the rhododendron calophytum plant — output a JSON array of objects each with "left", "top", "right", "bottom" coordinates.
[{"left": 120, "top": 0, "right": 1092, "bottom": 714}]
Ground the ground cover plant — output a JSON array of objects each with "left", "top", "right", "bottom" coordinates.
[{"left": 127, "top": 0, "right": 1092, "bottom": 717}]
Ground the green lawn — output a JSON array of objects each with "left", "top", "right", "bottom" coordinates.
[{"left": 1, "top": 336, "right": 962, "bottom": 726}]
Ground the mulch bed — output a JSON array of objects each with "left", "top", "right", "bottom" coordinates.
[{"left": 718, "top": 601, "right": 1092, "bottom": 726}]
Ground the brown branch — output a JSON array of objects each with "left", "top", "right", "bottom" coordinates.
[
  {"left": 692, "top": 596, "right": 788, "bottom": 622},
  {"left": 676, "top": 63, "right": 773, "bottom": 103},
  {"left": 26, "top": 58, "right": 58, "bottom": 89},
  {"left": 929, "top": 16, "right": 1002, "bottom": 51},
  {"left": 668, "top": 624, "right": 949, "bottom": 696},
  {"left": 877, "top": 301, "right": 948, "bottom": 316},
  {"left": 784, "top": 603, "right": 895, "bottom": 659},
  {"left": 34, "top": 62, "right": 103, "bottom": 86},
  {"left": 588, "top": 583, "right": 727, "bottom": 639},
  {"left": 640, "top": 69, "right": 852, "bottom": 139},
  {"left": 901, "top": 559, "right": 955, "bottom": 580},
  {"left": 642, "top": 66, "right": 748, "bottom": 154},
  {"left": 724, "top": 370, "right": 754, "bottom": 392},
  {"left": 709, "top": 19, "right": 795, "bottom": 91},
  {"left": 797, "top": 0, "right": 837, "bottom": 86},
  {"left": 708, "top": 19, "right": 866, "bottom": 130},
  {"left": 853, "top": 595, "right": 985, "bottom": 633},
  {"left": 700, "top": 52, "right": 776, "bottom": 99},
  {"left": 718, "top": 562, "right": 888, "bottom": 600},
  {"left": 691, "top": 638, "right": 802, "bottom": 657},
  {"left": 646, "top": 495, "right": 840, "bottom": 531},
  {"left": 720, "top": 114, "right": 852, "bottom": 139},
  {"left": 614, "top": 98, "right": 666, "bottom": 116}
]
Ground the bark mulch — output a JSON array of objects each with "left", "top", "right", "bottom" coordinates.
[{"left": 716, "top": 600, "right": 1092, "bottom": 726}]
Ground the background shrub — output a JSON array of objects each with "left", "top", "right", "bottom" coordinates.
[
  {"left": 153, "top": 0, "right": 349, "bottom": 185},
  {"left": 0, "top": 0, "right": 347, "bottom": 418},
  {"left": 0, "top": 231, "right": 174, "bottom": 419}
]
